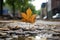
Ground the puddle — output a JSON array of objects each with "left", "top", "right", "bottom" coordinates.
[
  {"left": 11, "top": 35, "right": 49, "bottom": 40},
  {"left": 0, "top": 33, "right": 52, "bottom": 40},
  {"left": 0, "top": 22, "right": 60, "bottom": 40}
]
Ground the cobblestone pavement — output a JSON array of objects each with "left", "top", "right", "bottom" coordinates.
[
  {"left": 0, "top": 20, "right": 60, "bottom": 25},
  {"left": 0, "top": 20, "right": 60, "bottom": 40},
  {"left": 36, "top": 20, "right": 60, "bottom": 25},
  {"left": 0, "top": 20, "right": 60, "bottom": 28}
]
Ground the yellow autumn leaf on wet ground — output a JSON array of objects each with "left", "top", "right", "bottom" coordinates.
[
  {"left": 21, "top": 13, "right": 27, "bottom": 19},
  {"left": 21, "top": 8, "right": 36, "bottom": 23},
  {"left": 29, "top": 14, "right": 36, "bottom": 23},
  {"left": 26, "top": 8, "right": 32, "bottom": 19}
]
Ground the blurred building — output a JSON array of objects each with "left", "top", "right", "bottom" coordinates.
[
  {"left": 47, "top": 0, "right": 60, "bottom": 19},
  {"left": 41, "top": 0, "right": 60, "bottom": 19}
]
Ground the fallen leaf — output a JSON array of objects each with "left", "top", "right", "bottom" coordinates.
[{"left": 21, "top": 8, "right": 36, "bottom": 23}]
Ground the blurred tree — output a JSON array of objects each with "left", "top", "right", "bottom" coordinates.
[
  {"left": 6, "top": 0, "right": 33, "bottom": 16},
  {"left": 5, "top": 0, "right": 36, "bottom": 17},
  {"left": 6, "top": 0, "right": 16, "bottom": 17},
  {"left": 21, "top": 3, "right": 36, "bottom": 14},
  {"left": 15, "top": 0, "right": 34, "bottom": 12},
  {"left": 37, "top": 10, "right": 41, "bottom": 15}
]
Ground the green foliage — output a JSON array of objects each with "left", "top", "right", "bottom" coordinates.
[
  {"left": 5, "top": 0, "right": 36, "bottom": 15},
  {"left": 21, "top": 3, "right": 36, "bottom": 14},
  {"left": 37, "top": 10, "right": 41, "bottom": 15},
  {"left": 6, "top": 0, "right": 33, "bottom": 9},
  {"left": 6, "top": 0, "right": 15, "bottom": 6}
]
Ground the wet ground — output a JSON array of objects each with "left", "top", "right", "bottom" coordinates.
[{"left": 0, "top": 20, "right": 60, "bottom": 40}]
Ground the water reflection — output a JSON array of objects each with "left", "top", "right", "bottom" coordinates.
[
  {"left": 10, "top": 34, "right": 49, "bottom": 40},
  {"left": 0, "top": 33, "right": 60, "bottom": 40},
  {"left": 11, "top": 36, "right": 47, "bottom": 40},
  {"left": 35, "top": 36, "right": 40, "bottom": 40},
  {"left": 11, "top": 33, "right": 53, "bottom": 40}
]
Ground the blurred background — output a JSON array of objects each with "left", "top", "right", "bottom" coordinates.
[
  {"left": 0, "top": 0, "right": 60, "bottom": 20},
  {"left": 0, "top": 0, "right": 48, "bottom": 20}
]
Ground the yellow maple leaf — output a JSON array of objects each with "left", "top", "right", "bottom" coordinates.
[
  {"left": 21, "top": 8, "right": 36, "bottom": 23},
  {"left": 21, "top": 13, "right": 27, "bottom": 19},
  {"left": 29, "top": 14, "right": 36, "bottom": 23},
  {"left": 26, "top": 8, "right": 32, "bottom": 19}
]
